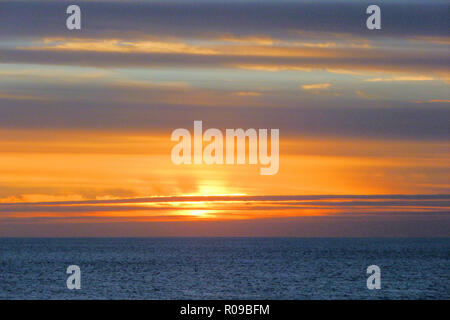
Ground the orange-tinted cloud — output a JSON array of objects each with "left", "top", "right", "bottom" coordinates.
[{"left": 301, "top": 83, "right": 331, "bottom": 90}]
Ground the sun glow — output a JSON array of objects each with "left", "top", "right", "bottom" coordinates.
[
  {"left": 189, "top": 180, "right": 247, "bottom": 198},
  {"left": 186, "top": 210, "right": 216, "bottom": 218}
]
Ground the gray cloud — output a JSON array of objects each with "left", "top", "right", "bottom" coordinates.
[
  {"left": 1, "top": 1, "right": 448, "bottom": 39},
  {"left": 0, "top": 97, "right": 448, "bottom": 140},
  {"left": 2, "top": 194, "right": 448, "bottom": 206}
]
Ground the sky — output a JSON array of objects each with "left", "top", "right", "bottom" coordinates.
[{"left": 0, "top": 0, "right": 448, "bottom": 237}]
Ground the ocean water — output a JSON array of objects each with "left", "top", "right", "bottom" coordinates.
[{"left": 0, "top": 238, "right": 448, "bottom": 300}]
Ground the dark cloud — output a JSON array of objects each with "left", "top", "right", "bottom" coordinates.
[
  {"left": 0, "top": 193, "right": 449, "bottom": 237},
  {"left": 2, "top": 194, "right": 448, "bottom": 206},
  {"left": 1, "top": 1, "right": 448, "bottom": 39},
  {"left": 0, "top": 97, "right": 448, "bottom": 140}
]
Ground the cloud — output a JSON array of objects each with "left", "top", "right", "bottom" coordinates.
[
  {"left": 24, "top": 38, "right": 218, "bottom": 55},
  {"left": 1, "top": 193, "right": 449, "bottom": 236},
  {"left": 301, "top": 83, "right": 331, "bottom": 90},
  {"left": 410, "top": 36, "right": 450, "bottom": 45},
  {"left": 1, "top": 47, "right": 447, "bottom": 80},
  {"left": 2, "top": 194, "right": 448, "bottom": 206},
  {"left": 411, "top": 99, "right": 450, "bottom": 104},
  {"left": 234, "top": 91, "right": 262, "bottom": 97},
  {"left": 0, "top": 93, "right": 52, "bottom": 101},
  {"left": 22, "top": 37, "right": 346, "bottom": 59},
  {"left": 1, "top": 97, "right": 449, "bottom": 140},
  {"left": 1, "top": 1, "right": 448, "bottom": 40},
  {"left": 365, "top": 76, "right": 435, "bottom": 82}
]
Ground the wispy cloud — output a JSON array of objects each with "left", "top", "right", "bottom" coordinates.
[
  {"left": 0, "top": 194, "right": 448, "bottom": 221},
  {"left": 301, "top": 83, "right": 331, "bottom": 90},
  {"left": 365, "top": 76, "right": 435, "bottom": 82},
  {"left": 234, "top": 91, "right": 262, "bottom": 97},
  {"left": 2, "top": 194, "right": 448, "bottom": 206},
  {"left": 411, "top": 99, "right": 450, "bottom": 104}
]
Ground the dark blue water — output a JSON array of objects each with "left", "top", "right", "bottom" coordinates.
[{"left": 0, "top": 238, "right": 448, "bottom": 299}]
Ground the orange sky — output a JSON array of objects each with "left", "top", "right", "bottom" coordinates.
[
  {"left": 0, "top": 128, "right": 448, "bottom": 237},
  {"left": 0, "top": 129, "right": 448, "bottom": 204}
]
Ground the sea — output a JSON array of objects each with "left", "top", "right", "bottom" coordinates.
[{"left": 0, "top": 238, "right": 448, "bottom": 299}]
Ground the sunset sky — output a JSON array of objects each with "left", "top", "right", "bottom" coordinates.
[{"left": 0, "top": 0, "right": 448, "bottom": 236}]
